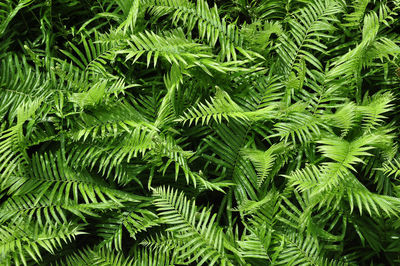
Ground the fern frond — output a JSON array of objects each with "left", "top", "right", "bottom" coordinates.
[
  {"left": 236, "top": 192, "right": 281, "bottom": 260},
  {"left": 153, "top": 186, "right": 233, "bottom": 265},
  {"left": 51, "top": 246, "right": 94, "bottom": 265},
  {"left": 0, "top": 99, "right": 42, "bottom": 187},
  {"left": 379, "top": 158, "right": 400, "bottom": 178},
  {"left": 150, "top": 135, "right": 197, "bottom": 185},
  {"left": 276, "top": 0, "right": 343, "bottom": 75},
  {"left": 237, "top": 226, "right": 271, "bottom": 260},
  {"left": 241, "top": 143, "right": 286, "bottom": 188},
  {"left": 118, "top": 29, "right": 211, "bottom": 67},
  {"left": 205, "top": 122, "right": 259, "bottom": 201},
  {"left": 148, "top": 0, "right": 243, "bottom": 61},
  {"left": 343, "top": 0, "right": 369, "bottom": 27},
  {"left": 60, "top": 32, "right": 122, "bottom": 78},
  {"left": 322, "top": 102, "right": 356, "bottom": 136},
  {"left": 317, "top": 133, "right": 390, "bottom": 172},
  {"left": 177, "top": 89, "right": 248, "bottom": 126},
  {"left": 131, "top": 247, "right": 175, "bottom": 266},
  {"left": 341, "top": 174, "right": 400, "bottom": 216},
  {"left": 140, "top": 231, "right": 184, "bottom": 255},
  {"left": 272, "top": 232, "right": 346, "bottom": 266},
  {"left": 92, "top": 247, "right": 134, "bottom": 266},
  {"left": 0, "top": 194, "right": 119, "bottom": 225},
  {"left": 271, "top": 112, "right": 324, "bottom": 144},
  {"left": 0, "top": 219, "right": 85, "bottom": 265},
  {"left": 285, "top": 164, "right": 324, "bottom": 193},
  {"left": 3, "top": 151, "right": 144, "bottom": 206},
  {"left": 97, "top": 208, "right": 159, "bottom": 251},
  {"left": 0, "top": 0, "right": 33, "bottom": 38},
  {"left": 1, "top": 0, "right": 400, "bottom": 264},
  {"left": 327, "top": 12, "right": 392, "bottom": 84},
  {"left": 67, "top": 125, "right": 157, "bottom": 180},
  {"left": 0, "top": 55, "right": 51, "bottom": 122},
  {"left": 357, "top": 91, "right": 394, "bottom": 130},
  {"left": 68, "top": 100, "right": 155, "bottom": 141},
  {"left": 118, "top": 0, "right": 140, "bottom": 33}
]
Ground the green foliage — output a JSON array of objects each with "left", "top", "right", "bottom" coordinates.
[{"left": 1, "top": 0, "right": 400, "bottom": 265}]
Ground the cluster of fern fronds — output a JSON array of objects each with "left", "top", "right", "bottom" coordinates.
[{"left": 1, "top": 0, "right": 400, "bottom": 265}]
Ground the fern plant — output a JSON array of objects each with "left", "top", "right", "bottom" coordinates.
[{"left": 1, "top": 0, "right": 400, "bottom": 265}]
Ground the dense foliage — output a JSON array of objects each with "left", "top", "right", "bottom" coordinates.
[{"left": 1, "top": 0, "right": 400, "bottom": 265}]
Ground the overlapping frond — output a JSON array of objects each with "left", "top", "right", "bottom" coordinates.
[
  {"left": 3, "top": 151, "right": 143, "bottom": 206},
  {"left": 1, "top": 0, "right": 400, "bottom": 264},
  {"left": 153, "top": 186, "right": 233, "bottom": 265},
  {"left": 177, "top": 89, "right": 248, "bottom": 126},
  {"left": 147, "top": 0, "right": 243, "bottom": 61},
  {"left": 271, "top": 111, "right": 324, "bottom": 144},
  {"left": 0, "top": 219, "right": 84, "bottom": 265},
  {"left": 379, "top": 158, "right": 400, "bottom": 179},
  {"left": 276, "top": 0, "right": 343, "bottom": 75},
  {"left": 0, "top": 55, "right": 51, "bottom": 122},
  {"left": 0, "top": 0, "right": 33, "bottom": 38}
]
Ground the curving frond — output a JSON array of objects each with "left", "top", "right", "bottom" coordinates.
[
  {"left": 271, "top": 232, "right": 346, "bottom": 266},
  {"left": 117, "top": 29, "right": 212, "bottom": 67},
  {"left": 153, "top": 186, "right": 233, "bottom": 265},
  {"left": 0, "top": 99, "right": 42, "bottom": 186},
  {"left": 271, "top": 111, "right": 325, "bottom": 144},
  {"left": 241, "top": 143, "right": 287, "bottom": 188},
  {"left": 0, "top": 194, "right": 120, "bottom": 225},
  {"left": 379, "top": 158, "right": 400, "bottom": 179},
  {"left": 276, "top": 0, "right": 343, "bottom": 75},
  {"left": 97, "top": 208, "right": 159, "bottom": 251},
  {"left": 357, "top": 92, "right": 394, "bottom": 130},
  {"left": 0, "top": 219, "right": 85, "bottom": 265},
  {"left": 0, "top": 55, "right": 51, "bottom": 122},
  {"left": 177, "top": 89, "right": 248, "bottom": 126},
  {"left": 0, "top": 0, "right": 33, "bottom": 38},
  {"left": 1, "top": 0, "right": 400, "bottom": 264},
  {"left": 3, "top": 151, "right": 144, "bottom": 206},
  {"left": 147, "top": 0, "right": 243, "bottom": 61}
]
